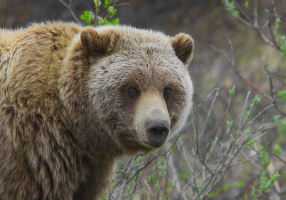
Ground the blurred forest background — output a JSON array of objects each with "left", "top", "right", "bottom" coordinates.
[{"left": 1, "top": 0, "right": 286, "bottom": 199}]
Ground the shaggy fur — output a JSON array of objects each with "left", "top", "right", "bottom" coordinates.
[{"left": 0, "top": 22, "right": 194, "bottom": 200}]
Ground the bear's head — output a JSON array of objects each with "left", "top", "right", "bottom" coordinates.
[{"left": 62, "top": 26, "right": 194, "bottom": 154}]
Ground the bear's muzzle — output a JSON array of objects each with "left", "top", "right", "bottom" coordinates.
[{"left": 145, "top": 119, "right": 169, "bottom": 147}]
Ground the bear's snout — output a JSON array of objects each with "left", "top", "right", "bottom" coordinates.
[{"left": 145, "top": 119, "right": 169, "bottom": 147}]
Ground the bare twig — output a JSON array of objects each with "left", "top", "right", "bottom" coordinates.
[
  {"left": 266, "top": 10, "right": 279, "bottom": 48},
  {"left": 59, "top": 0, "right": 82, "bottom": 25},
  {"left": 254, "top": 0, "right": 259, "bottom": 27},
  {"left": 144, "top": 181, "right": 158, "bottom": 200},
  {"left": 233, "top": 0, "right": 253, "bottom": 26},
  {"left": 200, "top": 88, "right": 219, "bottom": 138},
  {"left": 86, "top": 3, "right": 97, "bottom": 27},
  {"left": 210, "top": 42, "right": 272, "bottom": 101},
  {"left": 115, "top": 3, "right": 130, "bottom": 7},
  {"left": 239, "top": 91, "right": 251, "bottom": 129},
  {"left": 264, "top": 64, "right": 286, "bottom": 116},
  {"left": 165, "top": 142, "right": 183, "bottom": 195}
]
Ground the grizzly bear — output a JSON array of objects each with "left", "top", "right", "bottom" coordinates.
[{"left": 0, "top": 22, "right": 194, "bottom": 200}]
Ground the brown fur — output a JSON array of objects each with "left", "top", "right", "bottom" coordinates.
[{"left": 0, "top": 22, "right": 194, "bottom": 199}]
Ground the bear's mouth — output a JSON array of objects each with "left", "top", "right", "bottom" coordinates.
[{"left": 143, "top": 141, "right": 164, "bottom": 148}]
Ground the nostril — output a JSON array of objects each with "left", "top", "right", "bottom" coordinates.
[
  {"left": 148, "top": 127, "right": 158, "bottom": 135},
  {"left": 147, "top": 126, "right": 169, "bottom": 137},
  {"left": 161, "top": 127, "right": 169, "bottom": 135},
  {"left": 145, "top": 120, "right": 170, "bottom": 146}
]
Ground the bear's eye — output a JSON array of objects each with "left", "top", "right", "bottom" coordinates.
[
  {"left": 163, "top": 87, "right": 173, "bottom": 100},
  {"left": 126, "top": 85, "right": 140, "bottom": 99}
]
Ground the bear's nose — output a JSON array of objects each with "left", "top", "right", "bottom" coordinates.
[{"left": 145, "top": 120, "right": 169, "bottom": 147}]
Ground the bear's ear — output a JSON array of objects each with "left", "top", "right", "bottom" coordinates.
[
  {"left": 171, "top": 33, "right": 194, "bottom": 66},
  {"left": 80, "top": 27, "right": 117, "bottom": 56}
]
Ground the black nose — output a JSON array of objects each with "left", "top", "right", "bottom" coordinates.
[{"left": 145, "top": 120, "right": 169, "bottom": 147}]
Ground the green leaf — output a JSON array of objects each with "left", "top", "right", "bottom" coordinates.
[
  {"left": 80, "top": 10, "right": 95, "bottom": 26},
  {"left": 227, "top": 120, "right": 233, "bottom": 134},
  {"left": 278, "top": 90, "right": 286, "bottom": 100},
  {"left": 281, "top": 35, "right": 286, "bottom": 57},
  {"left": 98, "top": 17, "right": 120, "bottom": 26},
  {"left": 229, "top": 85, "right": 236, "bottom": 97},
  {"left": 252, "top": 187, "right": 256, "bottom": 196},
  {"left": 107, "top": 6, "right": 117, "bottom": 18},
  {"left": 228, "top": 2, "right": 235, "bottom": 10},
  {"left": 134, "top": 176, "right": 138, "bottom": 185},
  {"left": 274, "top": 144, "right": 282, "bottom": 156},
  {"left": 94, "top": 0, "right": 101, "bottom": 8},
  {"left": 250, "top": 95, "right": 260, "bottom": 109},
  {"left": 163, "top": 168, "right": 167, "bottom": 178},
  {"left": 275, "top": 18, "right": 281, "bottom": 30},
  {"left": 248, "top": 137, "right": 255, "bottom": 148},
  {"left": 155, "top": 181, "right": 160, "bottom": 190},
  {"left": 134, "top": 156, "right": 142, "bottom": 165},
  {"left": 157, "top": 160, "right": 161, "bottom": 167},
  {"left": 206, "top": 141, "right": 212, "bottom": 152},
  {"left": 179, "top": 173, "right": 187, "bottom": 179},
  {"left": 261, "top": 152, "right": 270, "bottom": 166},
  {"left": 244, "top": 111, "right": 250, "bottom": 123},
  {"left": 237, "top": 130, "right": 241, "bottom": 137},
  {"left": 220, "top": 141, "right": 223, "bottom": 151},
  {"left": 232, "top": 181, "right": 245, "bottom": 188},
  {"left": 273, "top": 115, "right": 281, "bottom": 123},
  {"left": 112, "top": 18, "right": 120, "bottom": 25},
  {"left": 148, "top": 175, "right": 154, "bottom": 183},
  {"left": 97, "top": 16, "right": 104, "bottom": 25},
  {"left": 116, "top": 160, "right": 122, "bottom": 169},
  {"left": 233, "top": 10, "right": 240, "bottom": 18},
  {"left": 104, "top": 0, "right": 112, "bottom": 8}
]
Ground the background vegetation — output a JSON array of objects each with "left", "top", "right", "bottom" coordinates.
[{"left": 1, "top": 0, "right": 286, "bottom": 199}]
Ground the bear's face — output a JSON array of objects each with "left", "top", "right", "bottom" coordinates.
[{"left": 82, "top": 26, "right": 194, "bottom": 154}]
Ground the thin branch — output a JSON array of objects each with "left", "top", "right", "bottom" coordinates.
[
  {"left": 179, "top": 138, "right": 194, "bottom": 173},
  {"left": 254, "top": 0, "right": 258, "bottom": 27},
  {"left": 233, "top": 0, "right": 253, "bottom": 26},
  {"left": 200, "top": 88, "right": 219, "bottom": 138},
  {"left": 103, "top": 0, "right": 119, "bottom": 19},
  {"left": 239, "top": 91, "right": 251, "bottom": 129},
  {"left": 165, "top": 142, "right": 183, "bottom": 195},
  {"left": 144, "top": 181, "right": 158, "bottom": 200},
  {"left": 266, "top": 9, "right": 279, "bottom": 48},
  {"left": 210, "top": 42, "right": 272, "bottom": 101},
  {"left": 125, "top": 132, "right": 182, "bottom": 185},
  {"left": 115, "top": 3, "right": 130, "bottom": 7},
  {"left": 59, "top": 0, "right": 82, "bottom": 25},
  {"left": 86, "top": 3, "right": 97, "bottom": 27},
  {"left": 262, "top": 144, "right": 286, "bottom": 165},
  {"left": 264, "top": 64, "right": 286, "bottom": 116}
]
